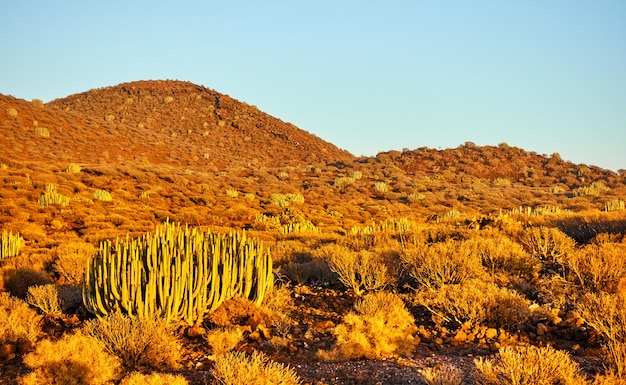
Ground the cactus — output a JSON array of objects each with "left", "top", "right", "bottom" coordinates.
[
  {"left": 38, "top": 184, "right": 70, "bottom": 207},
  {"left": 83, "top": 221, "right": 273, "bottom": 326},
  {"left": 1, "top": 230, "right": 23, "bottom": 260}
]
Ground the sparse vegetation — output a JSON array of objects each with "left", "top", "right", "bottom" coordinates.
[{"left": 0, "top": 80, "right": 625, "bottom": 384}]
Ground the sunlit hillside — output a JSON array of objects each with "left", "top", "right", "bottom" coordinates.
[{"left": 1, "top": 80, "right": 626, "bottom": 384}]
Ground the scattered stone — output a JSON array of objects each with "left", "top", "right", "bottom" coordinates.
[
  {"left": 485, "top": 328, "right": 498, "bottom": 340},
  {"left": 313, "top": 320, "right": 335, "bottom": 331},
  {"left": 0, "top": 344, "right": 15, "bottom": 358},
  {"left": 186, "top": 325, "right": 206, "bottom": 338},
  {"left": 537, "top": 323, "right": 548, "bottom": 336},
  {"left": 454, "top": 330, "right": 467, "bottom": 343}
]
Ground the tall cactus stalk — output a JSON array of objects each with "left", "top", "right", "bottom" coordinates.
[
  {"left": 1, "top": 230, "right": 23, "bottom": 260},
  {"left": 83, "top": 222, "right": 273, "bottom": 326}
]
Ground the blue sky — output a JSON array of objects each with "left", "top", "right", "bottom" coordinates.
[{"left": 2, "top": 1, "right": 625, "bottom": 171}]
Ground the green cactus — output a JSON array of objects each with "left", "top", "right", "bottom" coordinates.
[
  {"left": 1, "top": 230, "right": 23, "bottom": 260},
  {"left": 38, "top": 184, "right": 70, "bottom": 207},
  {"left": 83, "top": 221, "right": 273, "bottom": 326}
]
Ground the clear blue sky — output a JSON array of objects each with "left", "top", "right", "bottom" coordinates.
[{"left": 2, "top": 1, "right": 625, "bottom": 171}]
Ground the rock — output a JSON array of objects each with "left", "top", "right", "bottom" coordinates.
[
  {"left": 537, "top": 323, "right": 548, "bottom": 336},
  {"left": 248, "top": 330, "right": 262, "bottom": 342},
  {"left": 485, "top": 328, "right": 498, "bottom": 340},
  {"left": 186, "top": 325, "right": 206, "bottom": 338},
  {"left": 454, "top": 330, "right": 467, "bottom": 343},
  {"left": 313, "top": 320, "right": 335, "bottom": 331},
  {"left": 0, "top": 343, "right": 15, "bottom": 358},
  {"left": 16, "top": 339, "right": 32, "bottom": 354},
  {"left": 258, "top": 324, "right": 272, "bottom": 339}
]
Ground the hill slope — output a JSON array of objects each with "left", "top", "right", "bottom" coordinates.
[{"left": 1, "top": 80, "right": 352, "bottom": 167}]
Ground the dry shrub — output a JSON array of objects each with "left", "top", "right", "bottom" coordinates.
[
  {"left": 419, "top": 364, "right": 465, "bottom": 385},
  {"left": 518, "top": 226, "right": 575, "bottom": 263},
  {"left": 318, "top": 291, "right": 418, "bottom": 361},
  {"left": 26, "top": 284, "right": 62, "bottom": 315},
  {"left": 565, "top": 243, "right": 626, "bottom": 293},
  {"left": 474, "top": 345, "right": 587, "bottom": 385},
  {"left": 402, "top": 239, "right": 486, "bottom": 289},
  {"left": 205, "top": 327, "right": 244, "bottom": 357},
  {"left": 208, "top": 297, "right": 273, "bottom": 328},
  {"left": 279, "top": 259, "right": 333, "bottom": 285},
  {"left": 0, "top": 292, "right": 41, "bottom": 345},
  {"left": 414, "top": 279, "right": 531, "bottom": 329},
  {"left": 85, "top": 313, "right": 182, "bottom": 370},
  {"left": 463, "top": 233, "right": 538, "bottom": 277},
  {"left": 578, "top": 293, "right": 626, "bottom": 378},
  {"left": 19, "top": 332, "right": 121, "bottom": 385},
  {"left": 53, "top": 241, "right": 96, "bottom": 283},
  {"left": 119, "top": 372, "right": 188, "bottom": 385},
  {"left": 211, "top": 350, "right": 302, "bottom": 385},
  {"left": 315, "top": 243, "right": 390, "bottom": 295}
]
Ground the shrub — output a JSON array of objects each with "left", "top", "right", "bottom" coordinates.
[
  {"left": 26, "top": 284, "right": 62, "bottom": 315},
  {"left": 318, "top": 292, "right": 418, "bottom": 361},
  {"left": 19, "top": 332, "right": 121, "bottom": 385},
  {"left": 464, "top": 234, "right": 538, "bottom": 277},
  {"left": 6, "top": 107, "right": 18, "bottom": 117},
  {"left": 53, "top": 241, "right": 97, "bottom": 283},
  {"left": 414, "top": 279, "right": 531, "bottom": 329},
  {"left": 518, "top": 226, "right": 575, "bottom": 263},
  {"left": 315, "top": 244, "right": 389, "bottom": 296},
  {"left": 211, "top": 350, "right": 302, "bottom": 385},
  {"left": 0, "top": 292, "right": 41, "bottom": 345},
  {"left": 373, "top": 181, "right": 389, "bottom": 193},
  {"left": 84, "top": 313, "right": 182, "bottom": 370},
  {"left": 578, "top": 293, "right": 626, "bottom": 377},
  {"left": 565, "top": 243, "right": 626, "bottom": 293},
  {"left": 93, "top": 189, "right": 113, "bottom": 202},
  {"left": 205, "top": 327, "right": 244, "bottom": 357},
  {"left": 119, "top": 372, "right": 188, "bottom": 385},
  {"left": 34, "top": 126, "right": 50, "bottom": 138},
  {"left": 226, "top": 188, "right": 239, "bottom": 198},
  {"left": 333, "top": 176, "right": 356, "bottom": 191},
  {"left": 575, "top": 181, "right": 609, "bottom": 197},
  {"left": 402, "top": 239, "right": 485, "bottom": 289},
  {"left": 474, "top": 345, "right": 587, "bottom": 385},
  {"left": 419, "top": 365, "right": 465, "bottom": 385}
]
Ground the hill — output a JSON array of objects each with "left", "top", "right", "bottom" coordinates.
[
  {"left": 1, "top": 80, "right": 626, "bottom": 384},
  {"left": 1, "top": 80, "right": 352, "bottom": 167}
]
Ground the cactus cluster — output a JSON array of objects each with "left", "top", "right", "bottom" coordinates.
[
  {"left": 1, "top": 230, "right": 23, "bottom": 260},
  {"left": 83, "top": 222, "right": 273, "bottom": 325},
  {"left": 38, "top": 184, "right": 70, "bottom": 207}
]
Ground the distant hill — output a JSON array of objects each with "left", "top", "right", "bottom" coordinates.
[{"left": 1, "top": 80, "right": 352, "bottom": 167}]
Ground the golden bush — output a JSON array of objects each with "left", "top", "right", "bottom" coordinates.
[
  {"left": 205, "top": 327, "right": 244, "bottom": 357},
  {"left": 578, "top": 293, "right": 626, "bottom": 377},
  {"left": 315, "top": 243, "right": 389, "bottom": 296},
  {"left": 19, "top": 332, "right": 121, "bottom": 385},
  {"left": 565, "top": 243, "right": 626, "bottom": 293},
  {"left": 474, "top": 345, "right": 587, "bottom": 385},
  {"left": 318, "top": 291, "right": 418, "bottom": 361},
  {"left": 0, "top": 292, "right": 41, "bottom": 345},
  {"left": 85, "top": 313, "right": 182, "bottom": 370},
  {"left": 518, "top": 226, "right": 575, "bottom": 263},
  {"left": 463, "top": 233, "right": 538, "bottom": 277},
  {"left": 414, "top": 279, "right": 531, "bottom": 329},
  {"left": 419, "top": 364, "right": 464, "bottom": 385},
  {"left": 211, "top": 350, "right": 302, "bottom": 385},
  {"left": 119, "top": 372, "right": 188, "bottom": 385},
  {"left": 26, "top": 284, "right": 62, "bottom": 315},
  {"left": 52, "top": 241, "right": 97, "bottom": 283},
  {"left": 402, "top": 239, "right": 485, "bottom": 289}
]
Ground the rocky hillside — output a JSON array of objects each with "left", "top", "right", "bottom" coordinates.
[{"left": 1, "top": 80, "right": 352, "bottom": 168}]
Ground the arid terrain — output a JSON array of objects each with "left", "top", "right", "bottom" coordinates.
[{"left": 1, "top": 80, "right": 626, "bottom": 384}]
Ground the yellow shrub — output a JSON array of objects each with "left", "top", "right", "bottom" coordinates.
[
  {"left": 565, "top": 243, "right": 626, "bottom": 293},
  {"left": 419, "top": 364, "right": 464, "bottom": 385},
  {"left": 518, "top": 226, "right": 575, "bottom": 263},
  {"left": 0, "top": 292, "right": 41, "bottom": 345},
  {"left": 19, "top": 332, "right": 121, "bottom": 385},
  {"left": 402, "top": 239, "right": 485, "bottom": 289},
  {"left": 463, "top": 233, "right": 538, "bottom": 277},
  {"left": 85, "top": 313, "right": 181, "bottom": 370},
  {"left": 211, "top": 350, "right": 302, "bottom": 385},
  {"left": 119, "top": 372, "right": 188, "bottom": 385},
  {"left": 414, "top": 279, "right": 531, "bottom": 329},
  {"left": 318, "top": 291, "right": 417, "bottom": 361},
  {"left": 53, "top": 241, "right": 96, "bottom": 283},
  {"left": 205, "top": 327, "right": 244, "bottom": 357},
  {"left": 26, "top": 284, "right": 62, "bottom": 315},
  {"left": 474, "top": 345, "right": 587, "bottom": 385},
  {"left": 315, "top": 244, "right": 389, "bottom": 295}
]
